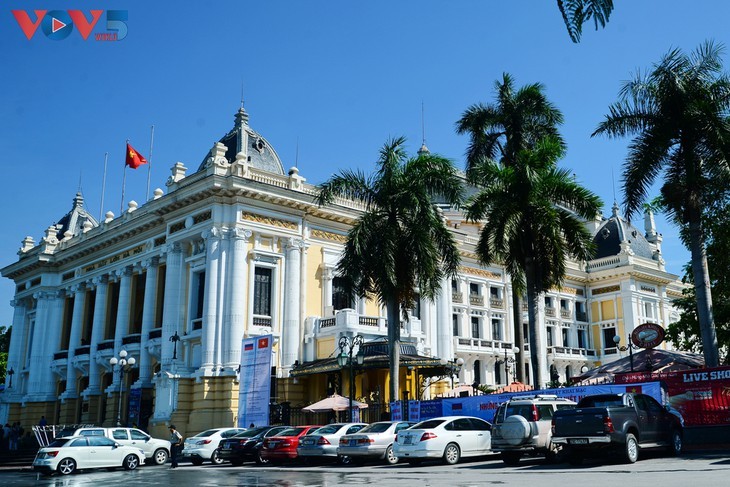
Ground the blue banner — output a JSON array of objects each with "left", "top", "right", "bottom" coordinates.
[
  {"left": 237, "top": 334, "right": 273, "bottom": 428},
  {"left": 441, "top": 382, "right": 662, "bottom": 423}
]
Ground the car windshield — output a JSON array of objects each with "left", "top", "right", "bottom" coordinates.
[
  {"left": 579, "top": 396, "right": 624, "bottom": 408},
  {"left": 233, "top": 427, "right": 269, "bottom": 438},
  {"left": 358, "top": 423, "right": 391, "bottom": 433},
  {"left": 48, "top": 438, "right": 72, "bottom": 447},
  {"left": 194, "top": 429, "right": 220, "bottom": 438},
  {"left": 413, "top": 419, "right": 445, "bottom": 429},
  {"left": 311, "top": 424, "right": 344, "bottom": 435},
  {"left": 277, "top": 427, "right": 305, "bottom": 436}
]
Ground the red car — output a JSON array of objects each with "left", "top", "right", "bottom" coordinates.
[{"left": 260, "top": 425, "right": 322, "bottom": 463}]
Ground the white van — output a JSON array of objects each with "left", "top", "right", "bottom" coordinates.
[{"left": 67, "top": 427, "right": 171, "bottom": 465}]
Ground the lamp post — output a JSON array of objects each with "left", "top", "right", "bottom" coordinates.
[
  {"left": 337, "top": 335, "right": 365, "bottom": 423},
  {"left": 439, "top": 357, "right": 465, "bottom": 392},
  {"left": 109, "top": 350, "right": 136, "bottom": 426},
  {"left": 497, "top": 346, "right": 520, "bottom": 384},
  {"left": 7, "top": 367, "right": 14, "bottom": 388},
  {"left": 170, "top": 331, "right": 180, "bottom": 360},
  {"left": 613, "top": 335, "right": 638, "bottom": 372}
]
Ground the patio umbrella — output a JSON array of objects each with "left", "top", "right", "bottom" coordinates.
[{"left": 302, "top": 393, "right": 369, "bottom": 412}]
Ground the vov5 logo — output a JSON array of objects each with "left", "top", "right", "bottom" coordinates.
[{"left": 12, "top": 10, "right": 128, "bottom": 41}]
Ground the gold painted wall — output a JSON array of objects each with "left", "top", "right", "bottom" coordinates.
[
  {"left": 591, "top": 301, "right": 600, "bottom": 321},
  {"left": 601, "top": 300, "right": 615, "bottom": 320},
  {"left": 305, "top": 244, "right": 324, "bottom": 317},
  {"left": 317, "top": 337, "right": 336, "bottom": 360}
]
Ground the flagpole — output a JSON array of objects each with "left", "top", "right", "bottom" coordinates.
[
  {"left": 100, "top": 152, "right": 108, "bottom": 221},
  {"left": 146, "top": 125, "right": 154, "bottom": 201},
  {"left": 121, "top": 140, "right": 128, "bottom": 215}
]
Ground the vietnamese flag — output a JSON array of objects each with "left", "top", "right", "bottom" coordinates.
[{"left": 125, "top": 143, "right": 148, "bottom": 169}]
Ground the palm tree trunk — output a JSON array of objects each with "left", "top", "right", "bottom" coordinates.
[
  {"left": 386, "top": 297, "right": 401, "bottom": 409},
  {"left": 688, "top": 214, "right": 719, "bottom": 367},
  {"left": 512, "top": 292, "right": 525, "bottom": 383},
  {"left": 525, "top": 263, "right": 547, "bottom": 388}
]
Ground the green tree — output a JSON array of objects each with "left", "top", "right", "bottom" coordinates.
[
  {"left": 594, "top": 41, "right": 730, "bottom": 367},
  {"left": 315, "top": 137, "right": 464, "bottom": 405},
  {"left": 463, "top": 137, "right": 602, "bottom": 388},
  {"left": 557, "top": 0, "right": 614, "bottom": 43},
  {"left": 456, "top": 73, "right": 565, "bottom": 384},
  {"left": 0, "top": 325, "right": 10, "bottom": 385}
]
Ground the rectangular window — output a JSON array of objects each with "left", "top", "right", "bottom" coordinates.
[
  {"left": 470, "top": 283, "right": 480, "bottom": 296},
  {"left": 411, "top": 293, "right": 421, "bottom": 319},
  {"left": 471, "top": 316, "right": 480, "bottom": 338},
  {"left": 560, "top": 299, "right": 569, "bottom": 310},
  {"left": 332, "top": 276, "right": 355, "bottom": 311},
  {"left": 492, "top": 319, "right": 502, "bottom": 341},
  {"left": 644, "top": 302, "right": 654, "bottom": 319},
  {"left": 545, "top": 296, "right": 553, "bottom": 308},
  {"left": 523, "top": 323, "right": 529, "bottom": 343},
  {"left": 576, "top": 301, "right": 586, "bottom": 322},
  {"left": 452, "top": 314, "right": 459, "bottom": 337},
  {"left": 602, "top": 327, "right": 617, "bottom": 350},
  {"left": 562, "top": 328, "right": 569, "bottom": 347},
  {"left": 490, "top": 287, "right": 499, "bottom": 298},
  {"left": 191, "top": 271, "right": 206, "bottom": 321},
  {"left": 577, "top": 328, "right": 587, "bottom": 349},
  {"left": 253, "top": 267, "right": 273, "bottom": 316},
  {"left": 451, "top": 279, "right": 458, "bottom": 292},
  {"left": 547, "top": 327, "right": 554, "bottom": 347}
]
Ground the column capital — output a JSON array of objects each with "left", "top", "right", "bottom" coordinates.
[
  {"left": 69, "top": 283, "right": 86, "bottom": 294},
  {"left": 91, "top": 275, "right": 109, "bottom": 287},
  {"left": 114, "top": 266, "right": 133, "bottom": 279},
  {"left": 231, "top": 227, "right": 252, "bottom": 241},
  {"left": 285, "top": 237, "right": 306, "bottom": 251},
  {"left": 162, "top": 241, "right": 183, "bottom": 255},
  {"left": 141, "top": 256, "right": 160, "bottom": 270},
  {"left": 10, "top": 298, "right": 27, "bottom": 309},
  {"left": 202, "top": 226, "right": 223, "bottom": 241}
]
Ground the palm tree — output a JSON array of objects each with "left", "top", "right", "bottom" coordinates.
[
  {"left": 593, "top": 41, "right": 730, "bottom": 367},
  {"left": 464, "top": 137, "right": 601, "bottom": 388},
  {"left": 456, "top": 73, "right": 565, "bottom": 384},
  {"left": 315, "top": 137, "right": 464, "bottom": 405},
  {"left": 557, "top": 0, "right": 614, "bottom": 43}
]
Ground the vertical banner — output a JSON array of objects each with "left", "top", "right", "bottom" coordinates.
[
  {"left": 127, "top": 388, "right": 142, "bottom": 426},
  {"left": 408, "top": 400, "right": 421, "bottom": 423},
  {"left": 390, "top": 401, "right": 402, "bottom": 421},
  {"left": 237, "top": 334, "right": 273, "bottom": 428}
]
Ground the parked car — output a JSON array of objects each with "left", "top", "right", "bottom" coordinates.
[
  {"left": 551, "top": 393, "right": 683, "bottom": 464},
  {"left": 33, "top": 436, "right": 145, "bottom": 476},
  {"left": 297, "top": 422, "right": 367, "bottom": 463},
  {"left": 67, "top": 426, "right": 171, "bottom": 466},
  {"left": 490, "top": 394, "right": 577, "bottom": 465},
  {"left": 261, "top": 425, "right": 321, "bottom": 463},
  {"left": 338, "top": 421, "right": 416, "bottom": 465},
  {"left": 216, "top": 425, "right": 289, "bottom": 465},
  {"left": 182, "top": 427, "right": 247, "bottom": 465},
  {"left": 394, "top": 416, "right": 492, "bottom": 465}
]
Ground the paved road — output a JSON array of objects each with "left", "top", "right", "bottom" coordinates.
[{"left": 4, "top": 452, "right": 729, "bottom": 487}]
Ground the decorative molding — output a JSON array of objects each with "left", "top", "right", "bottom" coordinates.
[
  {"left": 154, "top": 236, "right": 167, "bottom": 247},
  {"left": 459, "top": 266, "right": 501, "bottom": 279},
  {"left": 82, "top": 245, "right": 145, "bottom": 274},
  {"left": 592, "top": 285, "right": 621, "bottom": 295},
  {"left": 241, "top": 211, "right": 297, "bottom": 230},
  {"left": 311, "top": 229, "right": 348, "bottom": 243},
  {"left": 169, "top": 221, "right": 186, "bottom": 234},
  {"left": 193, "top": 210, "right": 212, "bottom": 225},
  {"left": 640, "top": 285, "right": 657, "bottom": 293}
]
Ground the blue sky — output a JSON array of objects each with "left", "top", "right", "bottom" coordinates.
[{"left": 0, "top": 1, "right": 725, "bottom": 326}]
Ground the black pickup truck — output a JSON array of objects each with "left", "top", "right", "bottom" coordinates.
[{"left": 550, "top": 393, "right": 683, "bottom": 464}]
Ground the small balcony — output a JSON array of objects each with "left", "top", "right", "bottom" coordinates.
[
  {"left": 560, "top": 309, "right": 571, "bottom": 319},
  {"left": 469, "top": 294, "right": 484, "bottom": 306},
  {"left": 315, "top": 308, "right": 421, "bottom": 339},
  {"left": 452, "top": 292, "right": 463, "bottom": 304},
  {"left": 545, "top": 307, "right": 556, "bottom": 317},
  {"left": 490, "top": 298, "right": 504, "bottom": 309}
]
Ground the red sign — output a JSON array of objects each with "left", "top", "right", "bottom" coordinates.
[{"left": 631, "top": 323, "right": 665, "bottom": 349}]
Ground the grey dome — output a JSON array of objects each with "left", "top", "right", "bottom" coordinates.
[
  {"left": 592, "top": 204, "right": 655, "bottom": 260},
  {"left": 55, "top": 192, "right": 99, "bottom": 238}
]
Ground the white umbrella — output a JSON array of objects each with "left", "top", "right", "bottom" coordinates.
[{"left": 302, "top": 393, "right": 369, "bottom": 412}]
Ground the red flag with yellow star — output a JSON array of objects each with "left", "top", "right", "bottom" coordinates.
[{"left": 125, "top": 142, "right": 148, "bottom": 169}]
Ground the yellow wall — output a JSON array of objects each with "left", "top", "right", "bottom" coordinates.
[
  {"left": 306, "top": 244, "right": 324, "bottom": 317},
  {"left": 591, "top": 301, "right": 600, "bottom": 321},
  {"left": 600, "top": 300, "right": 615, "bottom": 320},
  {"left": 317, "top": 336, "right": 336, "bottom": 360},
  {"left": 364, "top": 295, "right": 380, "bottom": 316}
]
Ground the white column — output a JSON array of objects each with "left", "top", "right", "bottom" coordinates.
[
  {"left": 436, "top": 276, "right": 453, "bottom": 360},
  {"left": 322, "top": 267, "right": 334, "bottom": 311},
  {"left": 41, "top": 291, "right": 66, "bottom": 398},
  {"left": 62, "top": 285, "right": 87, "bottom": 399},
  {"left": 201, "top": 228, "right": 221, "bottom": 370},
  {"left": 5, "top": 299, "right": 28, "bottom": 396},
  {"left": 281, "top": 238, "right": 303, "bottom": 371},
  {"left": 112, "top": 267, "right": 133, "bottom": 389},
  {"left": 161, "top": 243, "right": 184, "bottom": 369},
  {"left": 136, "top": 258, "right": 159, "bottom": 388},
  {"left": 215, "top": 230, "right": 230, "bottom": 368},
  {"left": 27, "top": 293, "right": 50, "bottom": 396},
  {"left": 224, "top": 228, "right": 251, "bottom": 368},
  {"left": 86, "top": 276, "right": 108, "bottom": 396}
]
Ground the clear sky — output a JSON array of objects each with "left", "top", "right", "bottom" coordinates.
[{"left": 0, "top": 1, "right": 726, "bottom": 326}]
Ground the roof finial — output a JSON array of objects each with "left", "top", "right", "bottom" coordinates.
[
  {"left": 78, "top": 170, "right": 83, "bottom": 193},
  {"left": 418, "top": 100, "right": 430, "bottom": 156},
  {"left": 240, "top": 79, "right": 245, "bottom": 109}
]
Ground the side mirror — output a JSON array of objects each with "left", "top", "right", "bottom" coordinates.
[{"left": 113, "top": 443, "right": 121, "bottom": 449}]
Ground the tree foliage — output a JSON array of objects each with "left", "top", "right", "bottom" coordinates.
[
  {"left": 557, "top": 0, "right": 614, "bottom": 43},
  {"left": 0, "top": 325, "right": 10, "bottom": 385}
]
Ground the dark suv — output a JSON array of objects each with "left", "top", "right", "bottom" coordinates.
[{"left": 216, "top": 425, "right": 289, "bottom": 465}]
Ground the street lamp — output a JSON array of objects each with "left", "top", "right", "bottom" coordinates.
[
  {"left": 170, "top": 331, "right": 181, "bottom": 360},
  {"left": 497, "top": 346, "right": 521, "bottom": 384},
  {"left": 337, "top": 335, "right": 365, "bottom": 422},
  {"left": 109, "top": 350, "right": 136, "bottom": 426},
  {"left": 439, "top": 357, "right": 465, "bottom": 392},
  {"left": 7, "top": 367, "right": 14, "bottom": 388},
  {"left": 613, "top": 335, "right": 639, "bottom": 372}
]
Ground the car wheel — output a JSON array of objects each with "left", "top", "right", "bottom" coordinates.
[
  {"left": 231, "top": 459, "right": 244, "bottom": 466},
  {"left": 123, "top": 454, "right": 140, "bottom": 470},
  {"left": 153, "top": 448, "right": 169, "bottom": 466},
  {"left": 210, "top": 449, "right": 225, "bottom": 465},
  {"left": 338, "top": 455, "right": 352, "bottom": 465},
  {"left": 255, "top": 451, "right": 270, "bottom": 465},
  {"left": 544, "top": 441, "right": 563, "bottom": 464},
  {"left": 57, "top": 457, "right": 76, "bottom": 475},
  {"left": 501, "top": 452, "right": 521, "bottom": 466},
  {"left": 669, "top": 429, "right": 683, "bottom": 456},
  {"left": 442, "top": 443, "right": 461, "bottom": 465},
  {"left": 624, "top": 433, "right": 639, "bottom": 464},
  {"left": 385, "top": 444, "right": 399, "bottom": 465},
  {"left": 191, "top": 457, "right": 204, "bottom": 466}
]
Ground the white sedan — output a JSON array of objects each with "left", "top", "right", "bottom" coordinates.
[
  {"left": 182, "top": 427, "right": 247, "bottom": 465},
  {"left": 32, "top": 436, "right": 145, "bottom": 475},
  {"left": 394, "top": 416, "right": 492, "bottom": 465}
]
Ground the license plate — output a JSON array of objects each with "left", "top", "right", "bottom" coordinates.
[
  {"left": 404, "top": 437, "right": 413, "bottom": 445},
  {"left": 569, "top": 438, "right": 588, "bottom": 445},
  {"left": 350, "top": 440, "right": 357, "bottom": 446}
]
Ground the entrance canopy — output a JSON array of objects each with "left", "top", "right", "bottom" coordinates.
[{"left": 303, "top": 393, "right": 369, "bottom": 412}]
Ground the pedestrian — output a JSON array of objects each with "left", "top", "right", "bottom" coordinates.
[
  {"left": 38, "top": 416, "right": 47, "bottom": 427},
  {"left": 169, "top": 425, "right": 183, "bottom": 468},
  {"left": 3, "top": 423, "right": 10, "bottom": 450},
  {"left": 9, "top": 423, "right": 19, "bottom": 452}
]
